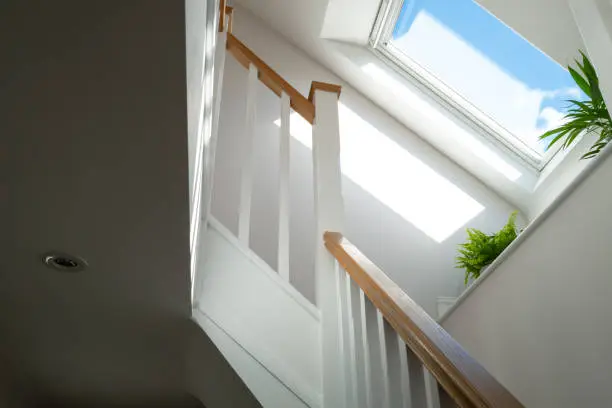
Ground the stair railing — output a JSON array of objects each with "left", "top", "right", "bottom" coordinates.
[
  {"left": 208, "top": 7, "right": 349, "bottom": 405},
  {"left": 208, "top": 3, "right": 524, "bottom": 407},
  {"left": 324, "top": 232, "right": 525, "bottom": 408}
]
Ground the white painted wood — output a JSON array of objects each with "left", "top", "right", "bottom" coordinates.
[
  {"left": 363, "top": 297, "right": 386, "bottom": 407},
  {"left": 208, "top": 216, "right": 320, "bottom": 320},
  {"left": 194, "top": 309, "right": 313, "bottom": 408},
  {"left": 383, "top": 319, "right": 404, "bottom": 408},
  {"left": 278, "top": 92, "right": 291, "bottom": 281},
  {"left": 397, "top": 335, "right": 412, "bottom": 408},
  {"left": 340, "top": 269, "right": 358, "bottom": 407},
  {"left": 350, "top": 282, "right": 370, "bottom": 407},
  {"left": 311, "top": 88, "right": 347, "bottom": 408},
  {"left": 568, "top": 0, "right": 612, "bottom": 115},
  {"left": 405, "top": 346, "right": 427, "bottom": 408},
  {"left": 359, "top": 291, "right": 374, "bottom": 408},
  {"left": 377, "top": 311, "right": 392, "bottom": 408},
  {"left": 203, "top": 32, "right": 227, "bottom": 228},
  {"left": 196, "top": 224, "right": 322, "bottom": 407},
  {"left": 423, "top": 369, "right": 441, "bottom": 408},
  {"left": 193, "top": 31, "right": 227, "bottom": 305},
  {"left": 238, "top": 64, "right": 258, "bottom": 246},
  {"left": 436, "top": 297, "right": 457, "bottom": 320}
]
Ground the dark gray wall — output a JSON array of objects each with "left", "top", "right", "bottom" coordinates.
[{"left": 1, "top": 1, "right": 259, "bottom": 406}]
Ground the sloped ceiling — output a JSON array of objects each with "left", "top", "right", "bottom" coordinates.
[
  {"left": 236, "top": 0, "right": 584, "bottom": 66},
  {"left": 239, "top": 0, "right": 585, "bottom": 64}
]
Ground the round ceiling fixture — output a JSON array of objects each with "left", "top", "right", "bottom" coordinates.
[{"left": 42, "top": 252, "right": 88, "bottom": 272}]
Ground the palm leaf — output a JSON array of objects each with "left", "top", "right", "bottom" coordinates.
[
  {"left": 568, "top": 67, "right": 591, "bottom": 98},
  {"left": 540, "top": 51, "right": 611, "bottom": 159}
]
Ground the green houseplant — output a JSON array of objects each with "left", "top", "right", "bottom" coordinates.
[
  {"left": 455, "top": 211, "right": 519, "bottom": 286},
  {"left": 540, "top": 51, "right": 612, "bottom": 159}
]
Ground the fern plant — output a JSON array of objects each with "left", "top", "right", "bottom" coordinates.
[
  {"left": 455, "top": 211, "right": 519, "bottom": 285},
  {"left": 539, "top": 51, "right": 612, "bottom": 159}
]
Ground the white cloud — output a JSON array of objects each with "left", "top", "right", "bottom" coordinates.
[{"left": 393, "top": 11, "right": 575, "bottom": 154}]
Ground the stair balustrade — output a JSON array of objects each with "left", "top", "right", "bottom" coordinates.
[{"left": 203, "top": 4, "right": 525, "bottom": 406}]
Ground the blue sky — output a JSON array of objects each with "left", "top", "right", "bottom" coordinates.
[{"left": 391, "top": 0, "right": 580, "bottom": 146}]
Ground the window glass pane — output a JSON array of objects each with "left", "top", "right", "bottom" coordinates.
[{"left": 391, "top": 0, "right": 581, "bottom": 156}]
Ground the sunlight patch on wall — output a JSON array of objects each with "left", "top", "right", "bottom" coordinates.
[
  {"left": 274, "top": 104, "right": 484, "bottom": 242},
  {"left": 361, "top": 62, "right": 523, "bottom": 182}
]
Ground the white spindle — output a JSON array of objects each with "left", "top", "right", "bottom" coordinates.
[
  {"left": 406, "top": 346, "right": 428, "bottom": 408},
  {"left": 350, "top": 282, "right": 371, "bottom": 407},
  {"left": 277, "top": 92, "right": 291, "bottom": 281},
  {"left": 397, "top": 335, "right": 412, "bottom": 408},
  {"left": 312, "top": 86, "right": 346, "bottom": 408},
  {"left": 383, "top": 319, "right": 403, "bottom": 408},
  {"left": 377, "top": 312, "right": 392, "bottom": 408},
  {"left": 360, "top": 291, "right": 374, "bottom": 408},
  {"left": 364, "top": 297, "right": 386, "bottom": 407},
  {"left": 238, "top": 64, "right": 258, "bottom": 245},
  {"left": 340, "top": 270, "right": 358, "bottom": 406},
  {"left": 424, "top": 370, "right": 442, "bottom": 408}
]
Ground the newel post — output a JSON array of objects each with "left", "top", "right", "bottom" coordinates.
[
  {"left": 310, "top": 82, "right": 348, "bottom": 408},
  {"left": 193, "top": 13, "right": 228, "bottom": 304}
]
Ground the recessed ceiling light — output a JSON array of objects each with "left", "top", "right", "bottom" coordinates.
[{"left": 42, "top": 252, "right": 88, "bottom": 272}]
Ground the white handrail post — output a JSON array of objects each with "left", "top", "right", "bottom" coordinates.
[
  {"left": 238, "top": 64, "right": 258, "bottom": 246},
  {"left": 311, "top": 84, "right": 347, "bottom": 408},
  {"left": 203, "top": 30, "right": 227, "bottom": 230},
  {"left": 192, "top": 27, "right": 227, "bottom": 305},
  {"left": 278, "top": 92, "right": 291, "bottom": 281}
]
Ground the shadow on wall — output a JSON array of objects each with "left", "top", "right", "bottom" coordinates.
[{"left": 212, "top": 56, "right": 518, "bottom": 314}]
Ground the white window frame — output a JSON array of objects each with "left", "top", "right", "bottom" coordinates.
[{"left": 369, "top": 0, "right": 564, "bottom": 171}]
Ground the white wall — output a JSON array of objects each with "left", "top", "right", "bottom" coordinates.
[
  {"left": 442, "top": 149, "right": 612, "bottom": 407},
  {"left": 528, "top": 133, "right": 596, "bottom": 218},
  {"left": 185, "top": 319, "right": 262, "bottom": 408},
  {"left": 211, "top": 7, "right": 521, "bottom": 315},
  {"left": 195, "top": 220, "right": 322, "bottom": 407},
  {"left": 194, "top": 310, "right": 310, "bottom": 408}
]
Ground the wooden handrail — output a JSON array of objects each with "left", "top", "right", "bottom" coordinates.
[
  {"left": 324, "top": 232, "right": 524, "bottom": 408},
  {"left": 219, "top": 5, "right": 341, "bottom": 124},
  {"left": 218, "top": 0, "right": 226, "bottom": 33},
  {"left": 225, "top": 6, "right": 234, "bottom": 34},
  {"left": 226, "top": 34, "right": 317, "bottom": 124}
]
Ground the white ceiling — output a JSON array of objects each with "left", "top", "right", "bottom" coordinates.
[
  {"left": 1, "top": 1, "right": 194, "bottom": 405},
  {"left": 236, "top": 0, "right": 584, "bottom": 66}
]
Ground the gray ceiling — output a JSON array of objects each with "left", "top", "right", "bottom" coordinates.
[{"left": 1, "top": 0, "right": 191, "bottom": 403}]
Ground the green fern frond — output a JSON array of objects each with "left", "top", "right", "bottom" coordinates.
[{"left": 455, "top": 211, "right": 519, "bottom": 286}]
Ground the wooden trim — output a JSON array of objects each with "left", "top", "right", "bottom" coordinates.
[
  {"left": 225, "top": 6, "right": 234, "bottom": 33},
  {"left": 226, "top": 33, "right": 316, "bottom": 124},
  {"left": 218, "top": 0, "right": 227, "bottom": 33},
  {"left": 324, "top": 232, "right": 524, "bottom": 408},
  {"left": 308, "top": 81, "right": 342, "bottom": 102}
]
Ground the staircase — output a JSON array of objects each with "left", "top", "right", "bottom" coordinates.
[{"left": 191, "top": 4, "right": 525, "bottom": 407}]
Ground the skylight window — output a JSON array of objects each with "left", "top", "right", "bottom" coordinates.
[{"left": 370, "top": 0, "right": 582, "bottom": 169}]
